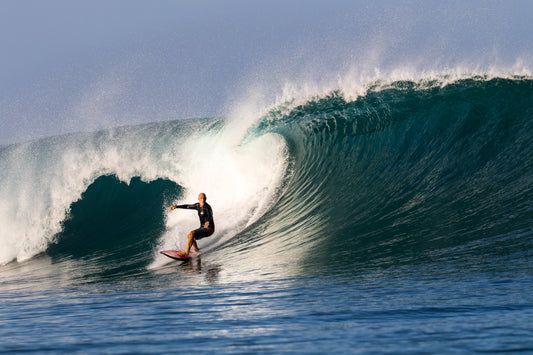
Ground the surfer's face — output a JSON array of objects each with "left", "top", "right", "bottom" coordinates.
[{"left": 198, "top": 193, "right": 206, "bottom": 206}]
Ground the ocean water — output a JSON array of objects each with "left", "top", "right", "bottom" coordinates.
[{"left": 1, "top": 76, "right": 532, "bottom": 353}]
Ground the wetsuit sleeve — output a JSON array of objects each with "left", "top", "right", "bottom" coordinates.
[{"left": 174, "top": 203, "right": 197, "bottom": 209}]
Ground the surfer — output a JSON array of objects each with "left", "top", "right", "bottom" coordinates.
[{"left": 169, "top": 192, "right": 215, "bottom": 256}]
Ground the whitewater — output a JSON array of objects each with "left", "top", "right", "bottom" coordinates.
[
  {"left": 1, "top": 74, "right": 532, "bottom": 353},
  {"left": 0, "top": 114, "right": 288, "bottom": 265}
]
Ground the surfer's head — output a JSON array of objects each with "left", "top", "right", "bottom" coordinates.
[{"left": 198, "top": 193, "right": 206, "bottom": 206}]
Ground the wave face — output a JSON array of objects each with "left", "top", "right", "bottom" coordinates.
[
  {"left": 240, "top": 76, "right": 533, "bottom": 273},
  {"left": 1, "top": 77, "right": 532, "bottom": 275}
]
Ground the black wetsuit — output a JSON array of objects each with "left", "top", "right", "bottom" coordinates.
[{"left": 174, "top": 202, "right": 215, "bottom": 239}]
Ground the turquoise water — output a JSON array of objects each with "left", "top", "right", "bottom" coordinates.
[{"left": 1, "top": 77, "right": 532, "bottom": 353}]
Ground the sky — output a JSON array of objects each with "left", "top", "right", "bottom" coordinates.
[{"left": 1, "top": 0, "right": 532, "bottom": 145}]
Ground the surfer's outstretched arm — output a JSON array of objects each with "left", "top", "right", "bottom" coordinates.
[{"left": 169, "top": 204, "right": 196, "bottom": 210}]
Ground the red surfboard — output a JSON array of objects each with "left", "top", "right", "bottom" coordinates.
[{"left": 160, "top": 250, "right": 198, "bottom": 261}]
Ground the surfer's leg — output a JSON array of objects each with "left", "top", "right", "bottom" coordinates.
[
  {"left": 185, "top": 231, "right": 195, "bottom": 255},
  {"left": 188, "top": 227, "right": 212, "bottom": 253},
  {"left": 192, "top": 239, "right": 200, "bottom": 252}
]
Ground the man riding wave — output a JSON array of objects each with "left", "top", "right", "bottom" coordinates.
[{"left": 169, "top": 192, "right": 214, "bottom": 257}]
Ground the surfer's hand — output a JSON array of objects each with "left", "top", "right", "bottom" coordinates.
[
  {"left": 204, "top": 222, "right": 209, "bottom": 228},
  {"left": 169, "top": 205, "right": 176, "bottom": 210}
]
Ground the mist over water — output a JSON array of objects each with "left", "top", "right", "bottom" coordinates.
[{"left": 2, "top": 1, "right": 533, "bottom": 145}]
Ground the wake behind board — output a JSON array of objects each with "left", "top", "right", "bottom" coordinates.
[{"left": 160, "top": 250, "right": 199, "bottom": 261}]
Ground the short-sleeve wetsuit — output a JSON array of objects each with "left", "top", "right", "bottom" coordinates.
[{"left": 174, "top": 202, "right": 215, "bottom": 239}]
